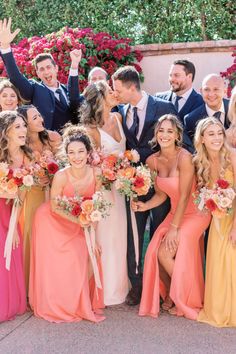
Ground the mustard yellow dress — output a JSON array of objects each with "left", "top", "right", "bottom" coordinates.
[
  {"left": 21, "top": 186, "right": 46, "bottom": 293},
  {"left": 198, "top": 169, "right": 236, "bottom": 327}
]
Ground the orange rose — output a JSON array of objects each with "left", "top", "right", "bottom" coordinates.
[
  {"left": 118, "top": 166, "right": 135, "bottom": 179},
  {"left": 81, "top": 199, "right": 94, "bottom": 215},
  {"left": 36, "top": 168, "right": 46, "bottom": 177},
  {"left": 103, "top": 155, "right": 117, "bottom": 167},
  {"left": 79, "top": 212, "right": 91, "bottom": 227},
  {"left": 103, "top": 169, "right": 116, "bottom": 181},
  {"left": 124, "top": 150, "right": 133, "bottom": 161}
]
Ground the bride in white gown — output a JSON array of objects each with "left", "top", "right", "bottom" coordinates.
[{"left": 80, "top": 81, "right": 129, "bottom": 305}]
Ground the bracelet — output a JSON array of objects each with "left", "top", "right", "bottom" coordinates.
[{"left": 170, "top": 222, "right": 178, "bottom": 229}]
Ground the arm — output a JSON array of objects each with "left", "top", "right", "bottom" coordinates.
[
  {"left": 132, "top": 154, "right": 167, "bottom": 211},
  {"left": 68, "top": 49, "right": 83, "bottom": 112},
  {"left": 0, "top": 18, "right": 34, "bottom": 100},
  {"left": 48, "top": 130, "right": 62, "bottom": 154},
  {"left": 50, "top": 170, "right": 79, "bottom": 224}
]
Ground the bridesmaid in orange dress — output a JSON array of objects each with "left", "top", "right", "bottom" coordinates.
[
  {"left": 17, "top": 105, "right": 61, "bottom": 293},
  {"left": 29, "top": 126, "right": 105, "bottom": 323},
  {"left": 133, "top": 114, "right": 211, "bottom": 320}
]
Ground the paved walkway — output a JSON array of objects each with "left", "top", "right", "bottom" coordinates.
[{"left": 0, "top": 304, "right": 236, "bottom": 354}]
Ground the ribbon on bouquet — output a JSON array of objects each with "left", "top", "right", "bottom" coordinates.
[
  {"left": 84, "top": 226, "right": 102, "bottom": 292},
  {"left": 4, "top": 198, "right": 21, "bottom": 270},
  {"left": 130, "top": 203, "right": 139, "bottom": 274}
]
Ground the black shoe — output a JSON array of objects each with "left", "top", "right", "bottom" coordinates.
[{"left": 125, "top": 287, "right": 142, "bottom": 306}]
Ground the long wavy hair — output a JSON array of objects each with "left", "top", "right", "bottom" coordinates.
[
  {"left": 0, "top": 110, "right": 33, "bottom": 163},
  {"left": 228, "top": 86, "right": 236, "bottom": 124},
  {"left": 17, "top": 105, "right": 52, "bottom": 147},
  {"left": 193, "top": 117, "right": 231, "bottom": 188},
  {"left": 0, "top": 79, "right": 26, "bottom": 110},
  {"left": 149, "top": 114, "right": 183, "bottom": 149},
  {"left": 80, "top": 81, "right": 108, "bottom": 127}
]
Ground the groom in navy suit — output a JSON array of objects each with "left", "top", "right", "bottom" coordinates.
[
  {"left": 156, "top": 59, "right": 203, "bottom": 123},
  {"left": 0, "top": 18, "right": 81, "bottom": 131},
  {"left": 112, "top": 66, "right": 178, "bottom": 305}
]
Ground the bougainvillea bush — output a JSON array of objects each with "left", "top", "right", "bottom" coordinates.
[
  {"left": 0, "top": 26, "right": 143, "bottom": 92},
  {"left": 221, "top": 47, "right": 236, "bottom": 97}
]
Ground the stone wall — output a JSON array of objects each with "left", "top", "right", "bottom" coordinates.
[{"left": 133, "top": 40, "right": 236, "bottom": 95}]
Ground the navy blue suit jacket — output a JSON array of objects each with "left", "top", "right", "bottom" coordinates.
[
  {"left": 156, "top": 89, "right": 204, "bottom": 123},
  {"left": 120, "top": 95, "right": 178, "bottom": 163},
  {"left": 1, "top": 50, "right": 80, "bottom": 130},
  {"left": 184, "top": 98, "right": 230, "bottom": 150}
]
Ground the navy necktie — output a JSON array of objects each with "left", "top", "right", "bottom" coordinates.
[
  {"left": 55, "top": 88, "right": 68, "bottom": 110},
  {"left": 213, "top": 111, "right": 221, "bottom": 120},
  {"left": 174, "top": 96, "right": 182, "bottom": 112},
  {"left": 129, "top": 107, "right": 140, "bottom": 137}
]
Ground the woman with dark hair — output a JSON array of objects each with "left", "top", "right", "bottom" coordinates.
[
  {"left": 134, "top": 114, "right": 210, "bottom": 320},
  {"left": 80, "top": 81, "right": 129, "bottom": 306},
  {"left": 29, "top": 125, "right": 105, "bottom": 323},
  {"left": 17, "top": 105, "right": 61, "bottom": 293},
  {"left": 0, "top": 110, "right": 32, "bottom": 322},
  {"left": 0, "top": 79, "right": 24, "bottom": 111}
]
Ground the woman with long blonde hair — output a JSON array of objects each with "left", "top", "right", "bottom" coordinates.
[{"left": 194, "top": 117, "right": 236, "bottom": 327}]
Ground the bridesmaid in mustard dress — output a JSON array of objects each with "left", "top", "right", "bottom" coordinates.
[
  {"left": 29, "top": 127, "right": 105, "bottom": 323},
  {"left": 17, "top": 105, "right": 61, "bottom": 293},
  {"left": 133, "top": 115, "right": 210, "bottom": 320},
  {"left": 194, "top": 117, "right": 236, "bottom": 327}
]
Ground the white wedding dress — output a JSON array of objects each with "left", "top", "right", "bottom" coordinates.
[{"left": 97, "top": 116, "right": 129, "bottom": 305}]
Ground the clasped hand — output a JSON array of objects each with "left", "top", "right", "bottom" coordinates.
[
  {"left": 131, "top": 200, "right": 147, "bottom": 212},
  {"left": 163, "top": 227, "right": 179, "bottom": 253}
]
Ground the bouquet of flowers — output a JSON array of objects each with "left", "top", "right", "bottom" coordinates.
[
  {"left": 55, "top": 191, "right": 112, "bottom": 227},
  {"left": 114, "top": 164, "right": 154, "bottom": 200},
  {"left": 194, "top": 179, "right": 236, "bottom": 218},
  {"left": 32, "top": 150, "right": 59, "bottom": 184},
  {"left": 0, "top": 162, "right": 34, "bottom": 195},
  {"left": 91, "top": 149, "right": 140, "bottom": 191}
]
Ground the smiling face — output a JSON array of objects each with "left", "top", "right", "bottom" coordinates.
[
  {"left": 7, "top": 116, "right": 27, "bottom": 147},
  {"left": 201, "top": 123, "right": 224, "bottom": 152},
  {"left": 36, "top": 59, "right": 58, "bottom": 87},
  {"left": 27, "top": 107, "right": 44, "bottom": 133},
  {"left": 67, "top": 141, "right": 89, "bottom": 169},
  {"left": 201, "top": 76, "right": 226, "bottom": 111},
  {"left": 0, "top": 87, "right": 18, "bottom": 111},
  {"left": 169, "top": 64, "right": 192, "bottom": 94},
  {"left": 156, "top": 119, "right": 178, "bottom": 148},
  {"left": 89, "top": 69, "right": 107, "bottom": 84}
]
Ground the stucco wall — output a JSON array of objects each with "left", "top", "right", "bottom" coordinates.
[{"left": 133, "top": 40, "right": 236, "bottom": 95}]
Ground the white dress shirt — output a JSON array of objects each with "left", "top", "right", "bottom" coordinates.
[
  {"left": 126, "top": 91, "right": 149, "bottom": 139},
  {"left": 206, "top": 102, "right": 225, "bottom": 125},
  {"left": 172, "top": 87, "right": 193, "bottom": 112}
]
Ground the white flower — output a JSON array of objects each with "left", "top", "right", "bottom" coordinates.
[
  {"left": 22, "top": 175, "right": 34, "bottom": 187},
  {"left": 92, "top": 191, "right": 103, "bottom": 201},
  {"left": 90, "top": 210, "right": 102, "bottom": 222},
  {"left": 0, "top": 162, "right": 9, "bottom": 177},
  {"left": 131, "top": 149, "right": 140, "bottom": 163},
  {"left": 218, "top": 197, "right": 233, "bottom": 209}
]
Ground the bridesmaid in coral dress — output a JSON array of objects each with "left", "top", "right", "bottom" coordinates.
[
  {"left": 133, "top": 114, "right": 210, "bottom": 320},
  {"left": 0, "top": 111, "right": 32, "bottom": 321},
  {"left": 194, "top": 117, "right": 236, "bottom": 327},
  {"left": 17, "top": 105, "right": 61, "bottom": 294},
  {"left": 29, "top": 126, "right": 105, "bottom": 323}
]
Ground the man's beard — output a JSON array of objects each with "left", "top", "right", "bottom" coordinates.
[{"left": 170, "top": 82, "right": 186, "bottom": 93}]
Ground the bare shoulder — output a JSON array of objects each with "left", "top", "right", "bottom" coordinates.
[
  {"left": 53, "top": 167, "right": 68, "bottom": 184},
  {"left": 229, "top": 148, "right": 236, "bottom": 165},
  {"left": 111, "top": 112, "right": 122, "bottom": 124},
  {"left": 48, "top": 130, "right": 62, "bottom": 142},
  {"left": 178, "top": 148, "right": 193, "bottom": 170},
  {"left": 146, "top": 152, "right": 159, "bottom": 170}
]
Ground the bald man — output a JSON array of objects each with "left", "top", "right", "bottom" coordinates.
[
  {"left": 88, "top": 67, "right": 108, "bottom": 83},
  {"left": 184, "top": 74, "right": 230, "bottom": 150}
]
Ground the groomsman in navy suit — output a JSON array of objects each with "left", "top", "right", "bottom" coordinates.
[
  {"left": 0, "top": 18, "right": 81, "bottom": 131},
  {"left": 184, "top": 73, "right": 230, "bottom": 150},
  {"left": 112, "top": 66, "right": 179, "bottom": 306},
  {"left": 156, "top": 59, "right": 203, "bottom": 123}
]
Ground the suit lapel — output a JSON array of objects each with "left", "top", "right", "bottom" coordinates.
[
  {"left": 179, "top": 90, "right": 195, "bottom": 117},
  {"left": 139, "top": 95, "right": 155, "bottom": 142}
]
